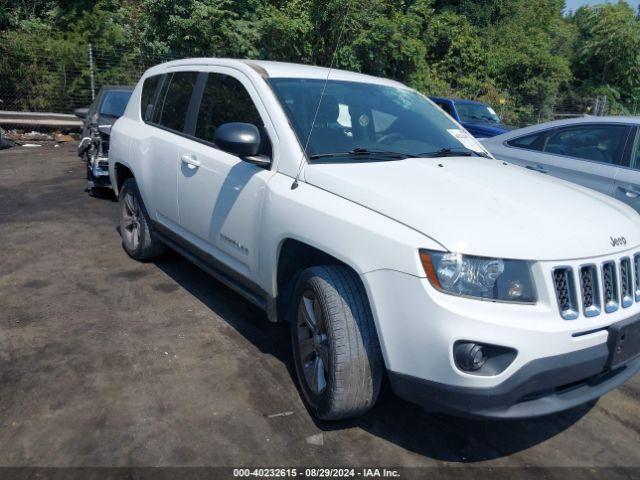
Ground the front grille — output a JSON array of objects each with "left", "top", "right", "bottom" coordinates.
[
  {"left": 553, "top": 267, "right": 578, "bottom": 320},
  {"left": 553, "top": 255, "right": 640, "bottom": 319},
  {"left": 579, "top": 265, "right": 600, "bottom": 317},
  {"left": 620, "top": 257, "right": 633, "bottom": 308},
  {"left": 634, "top": 254, "right": 640, "bottom": 301},
  {"left": 602, "top": 262, "right": 618, "bottom": 313}
]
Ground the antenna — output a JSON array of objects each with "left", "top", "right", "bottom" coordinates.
[{"left": 291, "top": 1, "right": 353, "bottom": 190}]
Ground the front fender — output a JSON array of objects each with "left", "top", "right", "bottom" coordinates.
[{"left": 259, "top": 174, "right": 444, "bottom": 296}]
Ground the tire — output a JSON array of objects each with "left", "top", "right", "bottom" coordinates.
[
  {"left": 118, "top": 178, "right": 165, "bottom": 261},
  {"left": 290, "top": 265, "right": 383, "bottom": 420}
]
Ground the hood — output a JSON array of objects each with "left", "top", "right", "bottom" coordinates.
[
  {"left": 304, "top": 157, "right": 640, "bottom": 261},
  {"left": 462, "top": 121, "right": 513, "bottom": 138}
]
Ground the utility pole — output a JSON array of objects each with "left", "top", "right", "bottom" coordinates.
[{"left": 88, "top": 43, "right": 96, "bottom": 100}]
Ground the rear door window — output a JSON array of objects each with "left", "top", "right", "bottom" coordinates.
[
  {"left": 156, "top": 72, "right": 199, "bottom": 132},
  {"left": 624, "top": 127, "right": 640, "bottom": 170},
  {"left": 544, "top": 124, "right": 628, "bottom": 164}
]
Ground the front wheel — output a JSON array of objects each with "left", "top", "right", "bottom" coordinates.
[{"left": 290, "top": 265, "right": 383, "bottom": 420}]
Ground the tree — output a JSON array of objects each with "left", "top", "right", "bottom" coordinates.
[
  {"left": 136, "top": 0, "right": 262, "bottom": 58},
  {"left": 1, "top": 0, "right": 638, "bottom": 123},
  {"left": 569, "top": 2, "right": 640, "bottom": 113}
]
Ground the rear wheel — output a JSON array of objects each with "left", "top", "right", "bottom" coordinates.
[
  {"left": 119, "top": 178, "right": 165, "bottom": 261},
  {"left": 290, "top": 265, "right": 383, "bottom": 420}
]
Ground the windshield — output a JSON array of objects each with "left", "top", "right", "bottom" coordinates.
[
  {"left": 99, "top": 91, "right": 131, "bottom": 117},
  {"left": 454, "top": 101, "right": 501, "bottom": 124},
  {"left": 268, "top": 78, "right": 484, "bottom": 160}
]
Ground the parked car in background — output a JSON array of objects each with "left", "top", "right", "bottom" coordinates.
[
  {"left": 109, "top": 59, "right": 640, "bottom": 421},
  {"left": 481, "top": 116, "right": 640, "bottom": 213},
  {"left": 74, "top": 86, "right": 133, "bottom": 194},
  {"left": 430, "top": 97, "right": 513, "bottom": 138}
]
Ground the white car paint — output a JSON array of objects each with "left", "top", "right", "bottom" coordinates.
[
  {"left": 109, "top": 59, "right": 640, "bottom": 418},
  {"left": 304, "top": 155, "right": 640, "bottom": 261}
]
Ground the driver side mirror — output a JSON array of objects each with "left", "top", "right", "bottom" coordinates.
[
  {"left": 214, "top": 122, "right": 271, "bottom": 167},
  {"left": 74, "top": 107, "right": 89, "bottom": 119}
]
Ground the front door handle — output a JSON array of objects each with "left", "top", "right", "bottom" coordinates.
[
  {"left": 618, "top": 185, "right": 640, "bottom": 198},
  {"left": 525, "top": 164, "right": 548, "bottom": 174},
  {"left": 180, "top": 153, "right": 201, "bottom": 168}
]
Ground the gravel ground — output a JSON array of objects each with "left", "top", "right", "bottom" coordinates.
[{"left": 0, "top": 143, "right": 638, "bottom": 474}]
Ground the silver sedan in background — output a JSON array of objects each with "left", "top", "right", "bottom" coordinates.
[{"left": 481, "top": 116, "right": 640, "bottom": 212}]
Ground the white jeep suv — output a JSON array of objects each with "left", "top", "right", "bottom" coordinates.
[{"left": 109, "top": 59, "right": 640, "bottom": 420}]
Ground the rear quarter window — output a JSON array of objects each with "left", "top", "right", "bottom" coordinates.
[
  {"left": 506, "top": 132, "right": 545, "bottom": 151},
  {"left": 141, "top": 75, "right": 162, "bottom": 121}
]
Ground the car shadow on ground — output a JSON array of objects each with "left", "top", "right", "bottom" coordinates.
[{"left": 153, "top": 249, "right": 594, "bottom": 463}]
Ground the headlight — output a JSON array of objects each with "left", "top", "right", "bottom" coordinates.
[{"left": 419, "top": 250, "right": 537, "bottom": 303}]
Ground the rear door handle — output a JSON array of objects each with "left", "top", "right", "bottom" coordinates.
[
  {"left": 618, "top": 185, "right": 640, "bottom": 198},
  {"left": 525, "top": 164, "right": 548, "bottom": 174},
  {"left": 180, "top": 153, "right": 201, "bottom": 168}
]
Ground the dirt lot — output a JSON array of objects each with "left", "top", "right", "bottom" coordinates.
[{"left": 0, "top": 143, "right": 639, "bottom": 471}]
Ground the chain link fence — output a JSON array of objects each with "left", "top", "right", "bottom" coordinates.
[
  {"left": 0, "top": 43, "right": 178, "bottom": 114},
  {"left": 0, "top": 42, "right": 615, "bottom": 127}
]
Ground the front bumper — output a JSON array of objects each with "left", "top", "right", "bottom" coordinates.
[
  {"left": 389, "top": 342, "right": 640, "bottom": 419},
  {"left": 87, "top": 156, "right": 112, "bottom": 188},
  {"left": 361, "top": 264, "right": 640, "bottom": 419}
]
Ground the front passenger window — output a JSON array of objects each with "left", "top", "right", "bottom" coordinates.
[{"left": 195, "top": 73, "right": 271, "bottom": 156}]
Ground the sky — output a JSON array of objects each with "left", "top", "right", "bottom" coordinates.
[{"left": 565, "top": 0, "right": 639, "bottom": 11}]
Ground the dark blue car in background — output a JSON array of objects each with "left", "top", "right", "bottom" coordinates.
[{"left": 429, "top": 97, "right": 513, "bottom": 138}]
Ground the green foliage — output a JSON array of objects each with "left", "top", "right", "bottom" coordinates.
[
  {"left": 569, "top": 2, "right": 640, "bottom": 114},
  {"left": 423, "top": 11, "right": 493, "bottom": 96},
  {"left": 1, "top": 0, "right": 640, "bottom": 124},
  {"left": 257, "top": 0, "right": 313, "bottom": 62},
  {"left": 137, "top": 0, "right": 262, "bottom": 58}
]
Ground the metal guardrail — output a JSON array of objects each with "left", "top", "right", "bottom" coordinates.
[{"left": 0, "top": 111, "right": 82, "bottom": 129}]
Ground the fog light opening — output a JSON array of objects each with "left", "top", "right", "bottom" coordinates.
[{"left": 453, "top": 341, "right": 518, "bottom": 376}]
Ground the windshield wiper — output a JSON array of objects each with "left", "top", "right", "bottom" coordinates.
[
  {"left": 418, "top": 148, "right": 491, "bottom": 158},
  {"left": 309, "top": 147, "right": 491, "bottom": 161},
  {"left": 309, "top": 147, "right": 417, "bottom": 160}
]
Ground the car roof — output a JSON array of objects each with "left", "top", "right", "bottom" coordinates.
[
  {"left": 429, "top": 96, "right": 486, "bottom": 106},
  {"left": 485, "top": 115, "right": 640, "bottom": 142},
  {"left": 148, "top": 58, "right": 407, "bottom": 88},
  {"left": 533, "top": 115, "right": 640, "bottom": 126}
]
